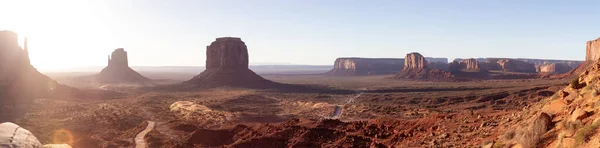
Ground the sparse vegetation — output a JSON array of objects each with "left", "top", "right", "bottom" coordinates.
[
  {"left": 573, "top": 120, "right": 600, "bottom": 147},
  {"left": 570, "top": 77, "right": 587, "bottom": 89}
]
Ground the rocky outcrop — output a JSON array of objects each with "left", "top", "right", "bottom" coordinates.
[
  {"left": 455, "top": 58, "right": 582, "bottom": 72},
  {"left": 0, "top": 31, "right": 72, "bottom": 122},
  {"left": 538, "top": 63, "right": 572, "bottom": 74},
  {"left": 586, "top": 37, "right": 600, "bottom": 61},
  {"left": 404, "top": 53, "right": 427, "bottom": 70},
  {"left": 95, "top": 48, "right": 155, "bottom": 86},
  {"left": 185, "top": 37, "right": 273, "bottom": 88},
  {"left": 327, "top": 58, "right": 404, "bottom": 76},
  {"left": 495, "top": 60, "right": 600, "bottom": 147},
  {"left": 496, "top": 59, "right": 536, "bottom": 73},
  {"left": 396, "top": 52, "right": 453, "bottom": 81},
  {"left": 516, "top": 58, "right": 582, "bottom": 69},
  {"left": 476, "top": 58, "right": 536, "bottom": 73},
  {"left": 449, "top": 58, "right": 480, "bottom": 72}
]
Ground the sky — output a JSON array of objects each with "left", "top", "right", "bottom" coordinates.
[{"left": 0, "top": 0, "right": 599, "bottom": 71}]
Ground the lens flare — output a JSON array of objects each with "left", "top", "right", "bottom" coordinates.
[{"left": 52, "top": 129, "right": 74, "bottom": 145}]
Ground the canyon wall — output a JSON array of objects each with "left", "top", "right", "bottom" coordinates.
[{"left": 327, "top": 58, "right": 404, "bottom": 76}]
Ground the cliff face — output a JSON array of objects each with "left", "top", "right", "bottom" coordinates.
[
  {"left": 586, "top": 37, "right": 600, "bottom": 61},
  {"left": 96, "top": 48, "right": 155, "bottom": 86},
  {"left": 404, "top": 53, "right": 427, "bottom": 70},
  {"left": 449, "top": 58, "right": 480, "bottom": 72},
  {"left": 538, "top": 63, "right": 572, "bottom": 74},
  {"left": 206, "top": 37, "right": 249, "bottom": 69},
  {"left": 496, "top": 59, "right": 537, "bottom": 73},
  {"left": 455, "top": 58, "right": 582, "bottom": 73},
  {"left": 395, "top": 52, "right": 453, "bottom": 81},
  {"left": 327, "top": 58, "right": 404, "bottom": 76},
  {"left": 186, "top": 37, "right": 273, "bottom": 88},
  {"left": 0, "top": 31, "right": 69, "bottom": 122}
]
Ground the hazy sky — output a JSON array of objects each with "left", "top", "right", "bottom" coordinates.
[{"left": 1, "top": 0, "right": 599, "bottom": 71}]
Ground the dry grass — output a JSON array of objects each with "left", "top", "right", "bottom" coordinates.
[
  {"left": 573, "top": 120, "right": 600, "bottom": 147},
  {"left": 570, "top": 77, "right": 586, "bottom": 89}
]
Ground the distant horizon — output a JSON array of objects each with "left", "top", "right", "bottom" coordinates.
[{"left": 2, "top": 0, "right": 598, "bottom": 70}]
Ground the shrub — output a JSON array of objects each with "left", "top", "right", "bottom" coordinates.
[
  {"left": 573, "top": 120, "right": 600, "bottom": 147},
  {"left": 570, "top": 77, "right": 587, "bottom": 89}
]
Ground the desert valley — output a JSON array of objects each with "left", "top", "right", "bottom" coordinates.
[{"left": 2, "top": 26, "right": 600, "bottom": 148}]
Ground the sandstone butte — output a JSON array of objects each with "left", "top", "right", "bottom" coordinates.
[
  {"left": 184, "top": 37, "right": 274, "bottom": 88},
  {"left": 0, "top": 31, "right": 73, "bottom": 122},
  {"left": 96, "top": 48, "right": 155, "bottom": 86}
]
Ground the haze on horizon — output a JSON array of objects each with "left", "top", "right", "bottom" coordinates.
[{"left": 1, "top": 0, "right": 599, "bottom": 71}]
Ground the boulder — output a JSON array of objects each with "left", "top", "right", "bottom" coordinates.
[
  {"left": 327, "top": 58, "right": 404, "bottom": 76},
  {"left": 185, "top": 37, "right": 274, "bottom": 88},
  {"left": 95, "top": 48, "right": 155, "bottom": 86},
  {"left": 586, "top": 37, "right": 600, "bottom": 61}
]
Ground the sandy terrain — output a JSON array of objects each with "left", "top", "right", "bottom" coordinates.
[{"left": 13, "top": 72, "right": 570, "bottom": 147}]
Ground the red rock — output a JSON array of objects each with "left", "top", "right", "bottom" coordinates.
[
  {"left": 396, "top": 52, "right": 454, "bottom": 81},
  {"left": 495, "top": 59, "right": 536, "bottom": 73},
  {"left": 185, "top": 37, "right": 273, "bottom": 88},
  {"left": 327, "top": 58, "right": 404, "bottom": 76},
  {"left": 586, "top": 37, "right": 600, "bottom": 61},
  {"left": 404, "top": 52, "right": 427, "bottom": 70},
  {"left": 538, "top": 63, "right": 572, "bottom": 74},
  {"left": 449, "top": 58, "right": 480, "bottom": 72}
]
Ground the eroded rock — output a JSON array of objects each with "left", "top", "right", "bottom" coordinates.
[
  {"left": 327, "top": 58, "right": 404, "bottom": 76},
  {"left": 586, "top": 37, "right": 600, "bottom": 61},
  {"left": 96, "top": 48, "right": 155, "bottom": 86},
  {"left": 185, "top": 37, "right": 274, "bottom": 88}
]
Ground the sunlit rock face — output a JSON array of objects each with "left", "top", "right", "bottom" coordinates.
[
  {"left": 395, "top": 52, "right": 454, "bottom": 81},
  {"left": 538, "top": 63, "right": 572, "bottom": 74},
  {"left": 404, "top": 52, "right": 427, "bottom": 70},
  {"left": 586, "top": 37, "right": 600, "bottom": 61},
  {"left": 0, "top": 31, "right": 65, "bottom": 122},
  {"left": 96, "top": 48, "right": 155, "bottom": 86},
  {"left": 185, "top": 37, "right": 273, "bottom": 88},
  {"left": 327, "top": 58, "right": 404, "bottom": 76}
]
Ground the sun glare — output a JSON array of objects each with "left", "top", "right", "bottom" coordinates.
[{"left": 1, "top": 0, "right": 112, "bottom": 70}]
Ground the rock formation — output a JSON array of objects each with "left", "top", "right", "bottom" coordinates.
[
  {"left": 185, "top": 37, "right": 273, "bottom": 88},
  {"left": 95, "top": 48, "right": 155, "bottom": 86},
  {"left": 496, "top": 59, "right": 536, "bottom": 73},
  {"left": 327, "top": 58, "right": 404, "bottom": 76},
  {"left": 586, "top": 37, "right": 600, "bottom": 61},
  {"left": 395, "top": 52, "right": 453, "bottom": 81},
  {"left": 537, "top": 63, "right": 572, "bottom": 74},
  {"left": 0, "top": 31, "right": 72, "bottom": 122},
  {"left": 404, "top": 53, "right": 428, "bottom": 70},
  {"left": 449, "top": 58, "right": 480, "bottom": 72},
  {"left": 455, "top": 58, "right": 582, "bottom": 73},
  {"left": 475, "top": 58, "right": 536, "bottom": 73}
]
